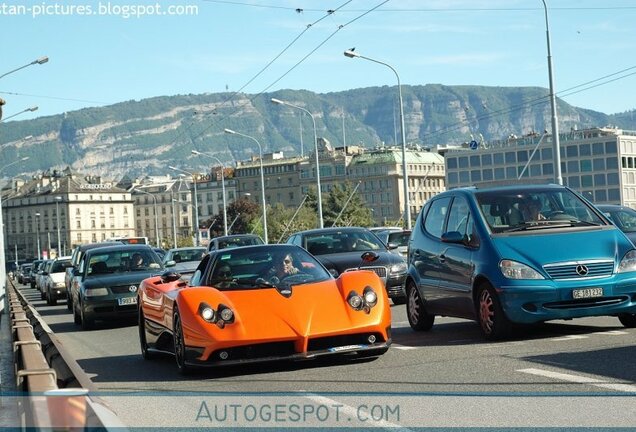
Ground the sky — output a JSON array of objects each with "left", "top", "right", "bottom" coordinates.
[{"left": 2, "top": 0, "right": 636, "bottom": 123}]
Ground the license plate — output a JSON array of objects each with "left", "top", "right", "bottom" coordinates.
[
  {"left": 328, "top": 344, "right": 366, "bottom": 352},
  {"left": 118, "top": 297, "right": 138, "bottom": 306},
  {"left": 572, "top": 288, "right": 603, "bottom": 299}
]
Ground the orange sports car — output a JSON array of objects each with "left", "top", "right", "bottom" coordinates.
[{"left": 138, "top": 244, "right": 392, "bottom": 373}]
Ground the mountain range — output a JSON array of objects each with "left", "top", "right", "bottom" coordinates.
[{"left": 1, "top": 85, "right": 634, "bottom": 179}]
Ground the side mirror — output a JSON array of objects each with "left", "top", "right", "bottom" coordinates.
[
  {"left": 441, "top": 231, "right": 466, "bottom": 244},
  {"left": 165, "top": 260, "right": 176, "bottom": 267},
  {"left": 387, "top": 242, "right": 399, "bottom": 250}
]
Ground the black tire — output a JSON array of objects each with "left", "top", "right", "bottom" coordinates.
[
  {"left": 40, "top": 287, "right": 46, "bottom": 301},
  {"left": 139, "top": 306, "right": 153, "bottom": 360},
  {"left": 392, "top": 296, "right": 406, "bottom": 305},
  {"left": 173, "top": 310, "right": 190, "bottom": 374},
  {"left": 73, "top": 301, "right": 81, "bottom": 325},
  {"left": 406, "top": 281, "right": 434, "bottom": 331},
  {"left": 80, "top": 303, "right": 94, "bottom": 330},
  {"left": 66, "top": 295, "right": 72, "bottom": 311},
  {"left": 476, "top": 283, "right": 512, "bottom": 340},
  {"left": 618, "top": 313, "right": 636, "bottom": 328}
]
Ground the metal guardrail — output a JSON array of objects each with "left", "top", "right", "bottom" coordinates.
[{"left": 7, "top": 278, "right": 127, "bottom": 429}]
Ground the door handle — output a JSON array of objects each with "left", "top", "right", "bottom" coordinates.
[{"left": 439, "top": 254, "right": 446, "bottom": 263}]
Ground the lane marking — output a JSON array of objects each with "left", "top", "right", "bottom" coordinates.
[
  {"left": 591, "top": 330, "right": 628, "bottom": 335},
  {"left": 392, "top": 345, "right": 418, "bottom": 350},
  {"left": 518, "top": 368, "right": 636, "bottom": 393},
  {"left": 305, "top": 394, "right": 413, "bottom": 431},
  {"left": 550, "top": 335, "right": 588, "bottom": 341}
]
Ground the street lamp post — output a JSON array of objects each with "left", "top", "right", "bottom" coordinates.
[
  {"left": 136, "top": 189, "right": 160, "bottom": 248},
  {"left": 224, "top": 129, "right": 269, "bottom": 244},
  {"left": 271, "top": 98, "right": 324, "bottom": 229},
  {"left": 55, "top": 196, "right": 62, "bottom": 256},
  {"left": 35, "top": 212, "right": 41, "bottom": 260},
  {"left": 1, "top": 106, "right": 38, "bottom": 122},
  {"left": 169, "top": 166, "right": 200, "bottom": 246},
  {"left": 170, "top": 197, "right": 178, "bottom": 249},
  {"left": 344, "top": 49, "right": 411, "bottom": 230},
  {"left": 191, "top": 150, "right": 228, "bottom": 236},
  {"left": 541, "top": 0, "right": 562, "bottom": 185},
  {"left": 0, "top": 56, "right": 49, "bottom": 80}
]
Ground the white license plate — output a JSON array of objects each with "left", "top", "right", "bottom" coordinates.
[
  {"left": 572, "top": 288, "right": 603, "bottom": 299},
  {"left": 328, "top": 344, "right": 365, "bottom": 352},
  {"left": 118, "top": 297, "right": 138, "bottom": 306}
]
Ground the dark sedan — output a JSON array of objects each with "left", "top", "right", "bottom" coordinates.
[
  {"left": 72, "top": 244, "right": 163, "bottom": 330},
  {"left": 286, "top": 227, "right": 407, "bottom": 304}
]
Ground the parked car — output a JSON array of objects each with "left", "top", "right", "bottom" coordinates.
[
  {"left": 286, "top": 227, "right": 407, "bottom": 304},
  {"left": 162, "top": 246, "right": 207, "bottom": 281},
  {"left": 153, "top": 247, "right": 167, "bottom": 260},
  {"left": 207, "top": 234, "right": 264, "bottom": 252},
  {"left": 72, "top": 244, "right": 163, "bottom": 330},
  {"left": 373, "top": 228, "right": 411, "bottom": 259},
  {"left": 42, "top": 256, "right": 72, "bottom": 305},
  {"left": 596, "top": 204, "right": 636, "bottom": 245},
  {"left": 406, "top": 183, "right": 636, "bottom": 340},
  {"left": 138, "top": 244, "right": 391, "bottom": 373},
  {"left": 65, "top": 241, "right": 123, "bottom": 311}
]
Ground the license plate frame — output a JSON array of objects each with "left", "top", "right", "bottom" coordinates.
[
  {"left": 572, "top": 287, "right": 603, "bottom": 299},
  {"left": 118, "top": 297, "right": 138, "bottom": 306},
  {"left": 328, "top": 344, "right": 366, "bottom": 353}
]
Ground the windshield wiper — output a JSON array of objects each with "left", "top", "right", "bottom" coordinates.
[
  {"left": 232, "top": 277, "right": 277, "bottom": 288},
  {"left": 504, "top": 219, "right": 601, "bottom": 232}
]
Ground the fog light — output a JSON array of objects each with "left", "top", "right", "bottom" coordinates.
[
  {"left": 219, "top": 351, "right": 229, "bottom": 360},
  {"left": 201, "top": 307, "right": 215, "bottom": 322},
  {"left": 220, "top": 308, "right": 234, "bottom": 322},
  {"left": 367, "top": 334, "right": 377, "bottom": 344}
]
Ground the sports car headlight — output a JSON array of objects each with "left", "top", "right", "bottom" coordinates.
[
  {"left": 390, "top": 262, "right": 407, "bottom": 274},
  {"left": 84, "top": 287, "right": 108, "bottom": 297},
  {"left": 499, "top": 260, "right": 544, "bottom": 280},
  {"left": 347, "top": 291, "right": 363, "bottom": 310},
  {"left": 218, "top": 304, "right": 235, "bottom": 323},
  {"left": 618, "top": 250, "right": 636, "bottom": 273},
  {"left": 198, "top": 302, "right": 216, "bottom": 323},
  {"left": 363, "top": 287, "right": 378, "bottom": 308}
]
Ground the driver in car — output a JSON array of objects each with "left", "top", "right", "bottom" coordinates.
[{"left": 267, "top": 253, "right": 299, "bottom": 282}]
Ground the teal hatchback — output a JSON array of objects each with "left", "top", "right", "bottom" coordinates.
[{"left": 406, "top": 184, "right": 636, "bottom": 340}]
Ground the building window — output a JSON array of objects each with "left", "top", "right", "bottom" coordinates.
[
  {"left": 594, "top": 174, "right": 606, "bottom": 186},
  {"left": 593, "top": 158, "right": 605, "bottom": 171},
  {"left": 608, "top": 188, "right": 621, "bottom": 201},
  {"left": 470, "top": 155, "right": 480, "bottom": 166},
  {"left": 76, "top": 208, "right": 81, "bottom": 215},
  {"left": 494, "top": 168, "right": 505, "bottom": 180},
  {"left": 543, "top": 163, "right": 554, "bottom": 175},
  {"left": 568, "top": 176, "right": 581, "bottom": 188},
  {"left": 580, "top": 160, "right": 593, "bottom": 172},
  {"left": 447, "top": 158, "right": 457, "bottom": 169},
  {"left": 482, "top": 169, "right": 493, "bottom": 181},
  {"left": 493, "top": 153, "right": 504, "bottom": 165},
  {"left": 567, "top": 161, "right": 579, "bottom": 173},
  {"left": 606, "top": 141, "right": 617, "bottom": 154},
  {"left": 505, "top": 152, "right": 516, "bottom": 164},
  {"left": 481, "top": 154, "right": 492, "bottom": 166},
  {"left": 595, "top": 190, "right": 607, "bottom": 202},
  {"left": 608, "top": 173, "right": 619, "bottom": 185},
  {"left": 593, "top": 142, "right": 604, "bottom": 155},
  {"left": 579, "top": 144, "right": 591, "bottom": 156},
  {"left": 77, "top": 221, "right": 81, "bottom": 229},
  {"left": 541, "top": 148, "right": 553, "bottom": 160},
  {"left": 607, "top": 157, "right": 618, "bottom": 170},
  {"left": 566, "top": 146, "right": 578, "bottom": 158}
]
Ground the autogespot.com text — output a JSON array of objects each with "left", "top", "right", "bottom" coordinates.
[{"left": 0, "top": 1, "right": 198, "bottom": 19}]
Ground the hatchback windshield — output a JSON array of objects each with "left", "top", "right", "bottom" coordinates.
[{"left": 476, "top": 188, "right": 605, "bottom": 233}]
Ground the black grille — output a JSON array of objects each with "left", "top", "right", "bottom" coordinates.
[
  {"left": 307, "top": 333, "right": 384, "bottom": 351},
  {"left": 544, "top": 296, "right": 628, "bottom": 309},
  {"left": 544, "top": 261, "right": 614, "bottom": 279},
  {"left": 111, "top": 285, "right": 138, "bottom": 294},
  {"left": 345, "top": 266, "right": 387, "bottom": 278},
  {"left": 211, "top": 341, "right": 296, "bottom": 361}
]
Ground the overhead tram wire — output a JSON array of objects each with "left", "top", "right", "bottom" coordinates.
[{"left": 181, "top": 0, "right": 389, "bottom": 150}]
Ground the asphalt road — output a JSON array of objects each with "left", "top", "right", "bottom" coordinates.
[{"left": 17, "top": 283, "right": 636, "bottom": 429}]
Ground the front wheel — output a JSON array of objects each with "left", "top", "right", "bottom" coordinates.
[
  {"left": 173, "top": 310, "right": 190, "bottom": 375},
  {"left": 618, "top": 313, "right": 636, "bottom": 328},
  {"left": 139, "top": 306, "right": 153, "bottom": 360},
  {"left": 406, "top": 281, "right": 434, "bottom": 331},
  {"left": 476, "top": 283, "right": 512, "bottom": 340}
]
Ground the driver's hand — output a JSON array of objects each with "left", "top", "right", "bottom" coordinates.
[{"left": 288, "top": 267, "right": 299, "bottom": 275}]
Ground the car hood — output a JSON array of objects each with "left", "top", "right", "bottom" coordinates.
[
  {"left": 315, "top": 251, "right": 402, "bottom": 273},
  {"left": 491, "top": 227, "right": 633, "bottom": 268},
  {"left": 83, "top": 271, "right": 160, "bottom": 288},
  {"left": 50, "top": 273, "right": 66, "bottom": 283}
]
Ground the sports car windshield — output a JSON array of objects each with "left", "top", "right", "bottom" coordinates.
[
  {"left": 207, "top": 246, "right": 331, "bottom": 290},
  {"left": 476, "top": 188, "right": 606, "bottom": 234}
]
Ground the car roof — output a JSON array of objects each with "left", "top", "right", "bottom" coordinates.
[
  {"left": 449, "top": 183, "right": 565, "bottom": 195},
  {"left": 76, "top": 241, "right": 123, "bottom": 252},
  {"left": 291, "top": 226, "right": 371, "bottom": 236},
  {"left": 167, "top": 246, "right": 206, "bottom": 252},
  {"left": 214, "top": 234, "right": 261, "bottom": 241},
  {"left": 83, "top": 244, "right": 153, "bottom": 255}
]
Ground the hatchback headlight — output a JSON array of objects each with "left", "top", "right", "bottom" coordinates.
[
  {"left": 85, "top": 287, "right": 108, "bottom": 297},
  {"left": 499, "top": 260, "right": 544, "bottom": 280},
  {"left": 618, "top": 250, "right": 636, "bottom": 273},
  {"left": 390, "top": 262, "right": 407, "bottom": 274}
]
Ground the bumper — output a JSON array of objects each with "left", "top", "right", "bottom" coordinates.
[
  {"left": 498, "top": 276, "right": 636, "bottom": 324},
  {"left": 50, "top": 286, "right": 68, "bottom": 299},
  {"left": 82, "top": 296, "right": 138, "bottom": 322},
  {"left": 184, "top": 328, "right": 392, "bottom": 367},
  {"left": 385, "top": 275, "right": 406, "bottom": 299}
]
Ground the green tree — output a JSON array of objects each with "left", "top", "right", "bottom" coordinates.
[
  {"left": 267, "top": 201, "right": 318, "bottom": 243},
  {"left": 323, "top": 181, "right": 373, "bottom": 227},
  {"left": 203, "top": 196, "right": 260, "bottom": 238}
]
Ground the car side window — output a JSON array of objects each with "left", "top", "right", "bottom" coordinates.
[
  {"left": 446, "top": 196, "right": 471, "bottom": 236},
  {"left": 424, "top": 197, "right": 452, "bottom": 239},
  {"left": 189, "top": 255, "right": 210, "bottom": 287}
]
